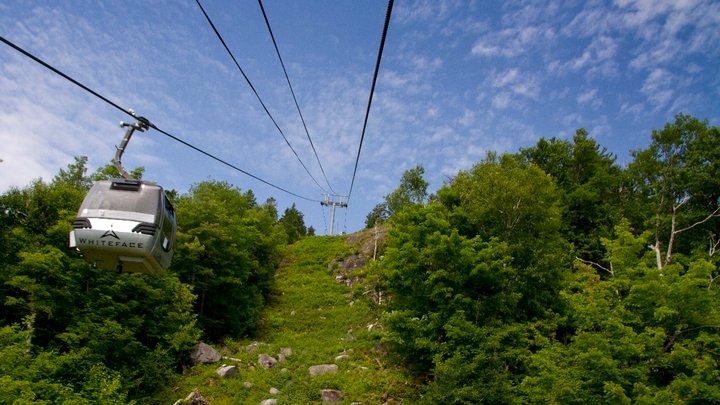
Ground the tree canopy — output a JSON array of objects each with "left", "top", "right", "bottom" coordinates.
[
  {"left": 371, "top": 114, "right": 720, "bottom": 403},
  {"left": 1, "top": 114, "right": 718, "bottom": 403},
  {"left": 0, "top": 161, "right": 286, "bottom": 401}
]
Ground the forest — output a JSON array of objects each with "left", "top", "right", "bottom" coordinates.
[{"left": 1, "top": 113, "right": 719, "bottom": 403}]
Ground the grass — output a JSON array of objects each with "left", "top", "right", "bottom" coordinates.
[{"left": 159, "top": 232, "right": 419, "bottom": 404}]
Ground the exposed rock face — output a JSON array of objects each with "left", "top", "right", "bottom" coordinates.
[
  {"left": 308, "top": 364, "right": 339, "bottom": 376},
  {"left": 190, "top": 342, "right": 221, "bottom": 365},
  {"left": 320, "top": 389, "right": 344, "bottom": 403},
  {"left": 216, "top": 364, "right": 238, "bottom": 379},
  {"left": 258, "top": 353, "right": 278, "bottom": 369}
]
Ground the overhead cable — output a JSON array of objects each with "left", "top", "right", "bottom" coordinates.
[
  {"left": 0, "top": 35, "right": 320, "bottom": 203},
  {"left": 257, "top": 0, "right": 336, "bottom": 195},
  {"left": 194, "top": 0, "right": 330, "bottom": 195},
  {"left": 347, "top": 0, "right": 394, "bottom": 201}
]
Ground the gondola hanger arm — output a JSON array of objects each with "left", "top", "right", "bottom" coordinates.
[{"left": 114, "top": 110, "right": 151, "bottom": 180}]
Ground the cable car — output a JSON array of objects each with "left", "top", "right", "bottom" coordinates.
[
  {"left": 69, "top": 179, "right": 176, "bottom": 273},
  {"left": 69, "top": 116, "right": 176, "bottom": 273}
]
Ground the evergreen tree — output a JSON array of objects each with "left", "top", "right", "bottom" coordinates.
[
  {"left": 519, "top": 129, "right": 625, "bottom": 263},
  {"left": 279, "top": 203, "right": 307, "bottom": 244}
]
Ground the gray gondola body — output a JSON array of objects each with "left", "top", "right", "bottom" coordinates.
[{"left": 69, "top": 179, "right": 176, "bottom": 274}]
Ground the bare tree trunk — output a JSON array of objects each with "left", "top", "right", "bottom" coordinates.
[
  {"left": 650, "top": 241, "right": 663, "bottom": 274},
  {"left": 665, "top": 203, "right": 679, "bottom": 266},
  {"left": 653, "top": 201, "right": 664, "bottom": 272}
]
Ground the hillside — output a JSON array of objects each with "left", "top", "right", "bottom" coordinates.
[{"left": 162, "top": 229, "right": 417, "bottom": 404}]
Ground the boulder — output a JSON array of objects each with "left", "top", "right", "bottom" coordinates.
[
  {"left": 320, "top": 389, "right": 344, "bottom": 403},
  {"left": 190, "top": 342, "right": 221, "bottom": 365},
  {"left": 216, "top": 364, "right": 238, "bottom": 379},
  {"left": 173, "top": 389, "right": 210, "bottom": 405},
  {"left": 258, "top": 354, "right": 278, "bottom": 369},
  {"left": 308, "top": 364, "right": 338, "bottom": 376}
]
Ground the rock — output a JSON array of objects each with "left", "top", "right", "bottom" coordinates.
[
  {"left": 308, "top": 364, "right": 338, "bottom": 376},
  {"left": 335, "top": 354, "right": 350, "bottom": 362},
  {"left": 269, "top": 387, "right": 279, "bottom": 395},
  {"left": 173, "top": 389, "right": 210, "bottom": 405},
  {"left": 258, "top": 354, "right": 278, "bottom": 369},
  {"left": 260, "top": 399, "right": 277, "bottom": 405},
  {"left": 246, "top": 341, "right": 260, "bottom": 352},
  {"left": 320, "top": 389, "right": 344, "bottom": 403},
  {"left": 278, "top": 347, "right": 293, "bottom": 362},
  {"left": 190, "top": 342, "right": 221, "bottom": 365},
  {"left": 244, "top": 381, "right": 253, "bottom": 389},
  {"left": 216, "top": 364, "right": 239, "bottom": 379}
]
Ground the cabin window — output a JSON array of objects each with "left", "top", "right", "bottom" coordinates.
[{"left": 79, "top": 182, "right": 160, "bottom": 220}]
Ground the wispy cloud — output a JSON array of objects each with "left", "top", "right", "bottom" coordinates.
[
  {"left": 2, "top": 0, "right": 717, "bottom": 234},
  {"left": 471, "top": 24, "right": 555, "bottom": 58},
  {"left": 641, "top": 68, "right": 674, "bottom": 110},
  {"left": 577, "top": 88, "right": 601, "bottom": 108}
]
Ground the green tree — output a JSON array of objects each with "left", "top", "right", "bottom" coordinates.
[
  {"left": 519, "top": 129, "right": 625, "bottom": 263},
  {"left": 366, "top": 165, "right": 428, "bottom": 227},
  {"left": 279, "top": 203, "right": 307, "bottom": 244},
  {"left": 0, "top": 322, "right": 130, "bottom": 404},
  {"left": 521, "top": 219, "right": 720, "bottom": 403},
  {"left": 53, "top": 155, "right": 92, "bottom": 190},
  {"left": 0, "top": 158, "right": 200, "bottom": 401},
  {"left": 376, "top": 154, "right": 569, "bottom": 402},
  {"left": 628, "top": 114, "right": 720, "bottom": 272},
  {"left": 91, "top": 161, "right": 145, "bottom": 180},
  {"left": 172, "top": 180, "right": 283, "bottom": 340}
]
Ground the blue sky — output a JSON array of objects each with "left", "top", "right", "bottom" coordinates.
[{"left": 1, "top": 0, "right": 718, "bottom": 235}]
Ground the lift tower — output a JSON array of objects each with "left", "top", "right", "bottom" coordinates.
[{"left": 321, "top": 194, "right": 348, "bottom": 235}]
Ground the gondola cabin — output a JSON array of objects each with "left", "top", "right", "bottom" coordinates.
[{"left": 69, "top": 179, "right": 176, "bottom": 274}]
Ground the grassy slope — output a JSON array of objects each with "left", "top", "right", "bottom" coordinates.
[{"left": 161, "top": 233, "right": 418, "bottom": 404}]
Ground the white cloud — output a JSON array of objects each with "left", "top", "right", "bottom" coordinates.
[
  {"left": 563, "top": 6, "right": 616, "bottom": 37},
  {"left": 471, "top": 25, "right": 555, "bottom": 58},
  {"left": 492, "top": 68, "right": 519, "bottom": 87},
  {"left": 458, "top": 109, "right": 475, "bottom": 127},
  {"left": 489, "top": 68, "right": 540, "bottom": 100},
  {"left": 619, "top": 102, "right": 646, "bottom": 118},
  {"left": 577, "top": 88, "right": 600, "bottom": 106},
  {"left": 553, "top": 35, "right": 619, "bottom": 78},
  {"left": 641, "top": 68, "right": 674, "bottom": 110},
  {"left": 492, "top": 92, "right": 511, "bottom": 109}
]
